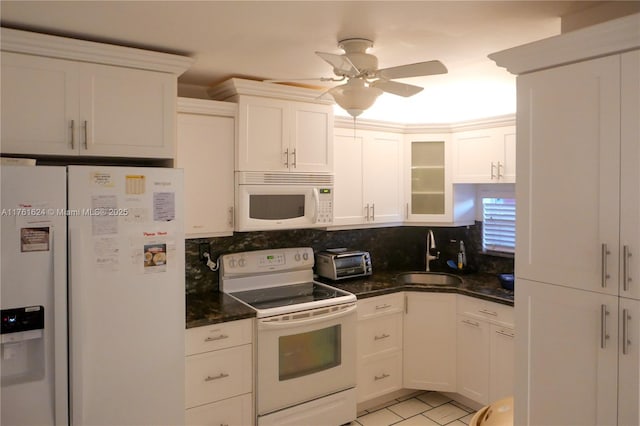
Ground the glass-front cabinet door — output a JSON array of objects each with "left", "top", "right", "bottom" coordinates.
[
  {"left": 410, "top": 140, "right": 446, "bottom": 215},
  {"left": 404, "top": 135, "right": 475, "bottom": 224}
]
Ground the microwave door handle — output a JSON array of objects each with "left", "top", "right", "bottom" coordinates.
[{"left": 312, "top": 188, "right": 320, "bottom": 223}]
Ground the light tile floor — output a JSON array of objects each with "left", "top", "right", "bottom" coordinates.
[{"left": 352, "top": 391, "right": 477, "bottom": 426}]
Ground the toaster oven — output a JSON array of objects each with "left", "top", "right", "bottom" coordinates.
[{"left": 315, "top": 249, "right": 372, "bottom": 281}]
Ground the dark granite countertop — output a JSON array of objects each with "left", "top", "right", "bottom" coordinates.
[
  {"left": 186, "top": 291, "right": 256, "bottom": 329},
  {"left": 186, "top": 270, "right": 513, "bottom": 328},
  {"left": 323, "top": 271, "right": 514, "bottom": 306}
]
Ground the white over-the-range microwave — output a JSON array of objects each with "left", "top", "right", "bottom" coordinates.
[{"left": 235, "top": 171, "right": 334, "bottom": 231}]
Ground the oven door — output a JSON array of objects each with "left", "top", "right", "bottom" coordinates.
[
  {"left": 236, "top": 184, "right": 319, "bottom": 231},
  {"left": 256, "top": 303, "right": 356, "bottom": 415}
]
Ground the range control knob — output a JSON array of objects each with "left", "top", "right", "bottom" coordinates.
[
  {"left": 238, "top": 258, "right": 246, "bottom": 267},
  {"left": 295, "top": 253, "right": 301, "bottom": 262},
  {"left": 302, "top": 252, "right": 309, "bottom": 261},
  {"left": 228, "top": 258, "right": 237, "bottom": 268}
]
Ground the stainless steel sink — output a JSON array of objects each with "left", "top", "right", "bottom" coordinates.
[{"left": 396, "top": 272, "right": 462, "bottom": 286}]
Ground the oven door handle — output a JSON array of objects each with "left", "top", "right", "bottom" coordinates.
[{"left": 258, "top": 303, "right": 357, "bottom": 329}]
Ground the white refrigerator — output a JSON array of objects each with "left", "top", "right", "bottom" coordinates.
[{"left": 1, "top": 165, "right": 185, "bottom": 426}]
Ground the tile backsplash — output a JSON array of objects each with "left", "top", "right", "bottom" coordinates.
[{"left": 185, "top": 221, "right": 513, "bottom": 294}]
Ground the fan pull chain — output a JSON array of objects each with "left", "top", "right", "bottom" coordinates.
[{"left": 353, "top": 116, "right": 356, "bottom": 140}]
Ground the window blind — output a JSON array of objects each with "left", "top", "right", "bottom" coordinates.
[{"left": 482, "top": 197, "right": 516, "bottom": 253}]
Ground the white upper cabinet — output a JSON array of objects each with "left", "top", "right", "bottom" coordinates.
[
  {"left": 0, "top": 28, "right": 192, "bottom": 159},
  {"left": 209, "top": 79, "right": 333, "bottom": 173},
  {"left": 176, "top": 98, "right": 236, "bottom": 238},
  {"left": 452, "top": 124, "right": 516, "bottom": 183},
  {"left": 332, "top": 127, "right": 403, "bottom": 227},
  {"left": 403, "top": 135, "right": 475, "bottom": 225},
  {"left": 620, "top": 50, "right": 640, "bottom": 301},
  {"left": 1, "top": 52, "right": 79, "bottom": 155},
  {"left": 515, "top": 54, "right": 621, "bottom": 295}
]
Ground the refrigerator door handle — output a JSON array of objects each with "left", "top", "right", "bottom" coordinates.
[{"left": 68, "top": 229, "right": 87, "bottom": 424}]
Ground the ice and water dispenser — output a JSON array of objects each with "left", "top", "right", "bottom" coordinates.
[{"left": 1, "top": 306, "right": 45, "bottom": 384}]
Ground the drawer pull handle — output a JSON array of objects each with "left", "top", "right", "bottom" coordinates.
[
  {"left": 462, "top": 319, "right": 480, "bottom": 327},
  {"left": 204, "top": 373, "right": 229, "bottom": 382},
  {"left": 205, "top": 334, "right": 229, "bottom": 342},
  {"left": 374, "top": 333, "right": 390, "bottom": 341},
  {"left": 479, "top": 309, "right": 498, "bottom": 316},
  {"left": 496, "top": 330, "right": 514, "bottom": 338},
  {"left": 375, "top": 304, "right": 391, "bottom": 310},
  {"left": 374, "top": 373, "right": 390, "bottom": 381}
]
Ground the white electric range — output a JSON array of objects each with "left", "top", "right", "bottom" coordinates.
[{"left": 219, "top": 247, "right": 357, "bottom": 426}]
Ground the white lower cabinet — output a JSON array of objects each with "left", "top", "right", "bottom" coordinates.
[
  {"left": 356, "top": 293, "right": 404, "bottom": 403},
  {"left": 488, "top": 324, "right": 515, "bottom": 403},
  {"left": 355, "top": 292, "right": 516, "bottom": 407},
  {"left": 515, "top": 280, "right": 618, "bottom": 426},
  {"left": 456, "top": 296, "right": 515, "bottom": 406},
  {"left": 456, "top": 315, "right": 490, "bottom": 404},
  {"left": 185, "top": 394, "right": 253, "bottom": 426},
  {"left": 403, "top": 293, "right": 457, "bottom": 392},
  {"left": 185, "top": 319, "right": 254, "bottom": 426}
]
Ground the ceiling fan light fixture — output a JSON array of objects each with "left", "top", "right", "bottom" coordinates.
[{"left": 330, "top": 78, "right": 383, "bottom": 118}]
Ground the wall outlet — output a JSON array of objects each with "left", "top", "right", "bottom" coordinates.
[{"left": 199, "top": 243, "right": 210, "bottom": 261}]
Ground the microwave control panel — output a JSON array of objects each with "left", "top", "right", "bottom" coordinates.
[{"left": 317, "top": 188, "right": 333, "bottom": 224}]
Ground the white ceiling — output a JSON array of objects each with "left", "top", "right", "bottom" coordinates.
[{"left": 0, "top": 1, "right": 607, "bottom": 123}]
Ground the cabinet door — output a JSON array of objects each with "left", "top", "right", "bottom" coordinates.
[
  {"left": 620, "top": 50, "right": 640, "bottom": 301},
  {"left": 403, "top": 293, "right": 456, "bottom": 391},
  {"left": 363, "top": 133, "right": 403, "bottom": 224},
  {"left": 185, "top": 393, "right": 253, "bottom": 426},
  {"left": 515, "top": 279, "right": 618, "bottom": 426},
  {"left": 516, "top": 56, "right": 620, "bottom": 295},
  {"left": 489, "top": 325, "right": 515, "bottom": 402},
  {"left": 332, "top": 130, "right": 366, "bottom": 226},
  {"left": 501, "top": 131, "right": 516, "bottom": 183},
  {"left": 456, "top": 316, "right": 489, "bottom": 405},
  {"left": 177, "top": 112, "right": 234, "bottom": 237},
  {"left": 452, "top": 127, "right": 516, "bottom": 184},
  {"left": 78, "top": 63, "right": 176, "bottom": 158},
  {"left": 357, "top": 351, "right": 403, "bottom": 403},
  {"left": 618, "top": 297, "right": 639, "bottom": 426},
  {"left": 237, "top": 96, "right": 288, "bottom": 171},
  {"left": 453, "top": 130, "right": 501, "bottom": 183},
  {"left": 291, "top": 102, "right": 333, "bottom": 172},
  {"left": 1, "top": 52, "right": 79, "bottom": 155}
]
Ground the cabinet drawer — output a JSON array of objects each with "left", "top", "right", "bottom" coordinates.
[
  {"left": 358, "top": 313, "right": 403, "bottom": 358},
  {"left": 185, "top": 319, "right": 252, "bottom": 356},
  {"left": 357, "top": 351, "right": 403, "bottom": 403},
  {"left": 357, "top": 293, "right": 404, "bottom": 320},
  {"left": 185, "top": 344, "right": 252, "bottom": 409},
  {"left": 457, "top": 295, "right": 514, "bottom": 328},
  {"left": 185, "top": 393, "right": 253, "bottom": 426}
]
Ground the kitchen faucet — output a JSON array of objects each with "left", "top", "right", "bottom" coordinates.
[{"left": 426, "top": 229, "right": 439, "bottom": 272}]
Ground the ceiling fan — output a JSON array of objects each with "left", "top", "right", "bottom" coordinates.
[{"left": 269, "top": 38, "right": 448, "bottom": 118}]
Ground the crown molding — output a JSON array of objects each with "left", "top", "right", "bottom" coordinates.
[
  {"left": 177, "top": 97, "right": 237, "bottom": 116},
  {"left": 1, "top": 27, "right": 194, "bottom": 75},
  {"left": 208, "top": 78, "right": 333, "bottom": 105},
  {"left": 334, "top": 114, "right": 515, "bottom": 134},
  {"left": 490, "top": 13, "right": 640, "bottom": 75}
]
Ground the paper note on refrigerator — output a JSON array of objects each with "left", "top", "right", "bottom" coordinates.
[
  {"left": 91, "top": 195, "right": 118, "bottom": 236},
  {"left": 152, "top": 192, "right": 175, "bottom": 222}
]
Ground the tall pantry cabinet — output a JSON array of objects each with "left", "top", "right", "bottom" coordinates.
[{"left": 490, "top": 14, "right": 640, "bottom": 426}]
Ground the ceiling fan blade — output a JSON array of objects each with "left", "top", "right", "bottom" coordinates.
[
  {"left": 370, "top": 80, "right": 423, "bottom": 97},
  {"left": 376, "top": 60, "right": 447, "bottom": 80},
  {"left": 315, "top": 51, "right": 359, "bottom": 75}
]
